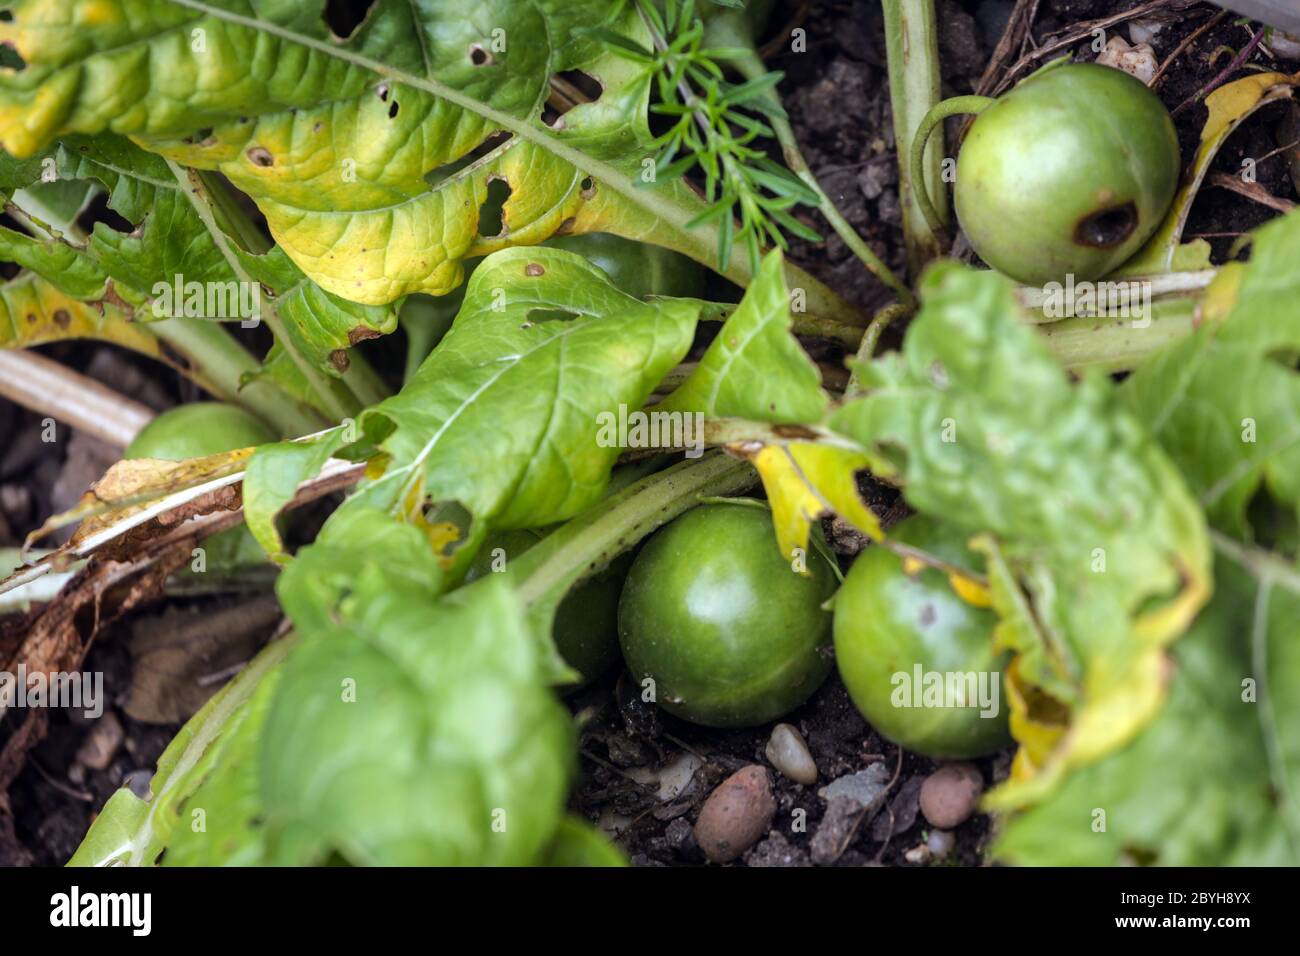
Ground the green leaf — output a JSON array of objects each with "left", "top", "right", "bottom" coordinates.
[
  {"left": 52, "top": 134, "right": 234, "bottom": 298},
  {"left": 265, "top": 533, "right": 573, "bottom": 865},
  {"left": 350, "top": 246, "right": 699, "bottom": 530},
  {"left": 0, "top": 224, "right": 105, "bottom": 299},
  {"left": 233, "top": 244, "right": 398, "bottom": 382},
  {"left": 830, "top": 262, "right": 1212, "bottom": 806},
  {"left": 1123, "top": 210, "right": 1300, "bottom": 537},
  {"left": 659, "top": 249, "right": 827, "bottom": 422},
  {"left": 543, "top": 818, "right": 628, "bottom": 866},
  {"left": 996, "top": 550, "right": 1300, "bottom": 865},
  {"left": 68, "top": 640, "right": 291, "bottom": 867},
  {"left": 3, "top": 133, "right": 395, "bottom": 405},
  {"left": 160, "top": 661, "right": 283, "bottom": 866},
  {"left": 243, "top": 427, "right": 354, "bottom": 561},
  {"left": 0, "top": 0, "right": 859, "bottom": 323}
]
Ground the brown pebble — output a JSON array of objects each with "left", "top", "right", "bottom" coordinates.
[
  {"left": 919, "top": 762, "right": 983, "bottom": 829},
  {"left": 693, "top": 765, "right": 776, "bottom": 863}
]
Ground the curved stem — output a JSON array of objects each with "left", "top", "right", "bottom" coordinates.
[
  {"left": 847, "top": 302, "right": 911, "bottom": 395},
  {"left": 512, "top": 452, "right": 757, "bottom": 610},
  {"left": 910, "top": 96, "right": 995, "bottom": 239}
]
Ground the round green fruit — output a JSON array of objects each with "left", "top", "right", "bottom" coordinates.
[
  {"left": 618, "top": 502, "right": 836, "bottom": 728},
  {"left": 125, "top": 403, "right": 276, "bottom": 460},
  {"left": 125, "top": 403, "right": 276, "bottom": 569},
  {"left": 833, "top": 515, "right": 1012, "bottom": 759},
  {"left": 466, "top": 528, "right": 628, "bottom": 686},
  {"left": 955, "top": 62, "right": 1179, "bottom": 285},
  {"left": 543, "top": 233, "right": 707, "bottom": 300}
]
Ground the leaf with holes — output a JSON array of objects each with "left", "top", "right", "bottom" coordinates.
[
  {"left": 346, "top": 246, "right": 699, "bottom": 532},
  {"left": 0, "top": 0, "right": 857, "bottom": 323},
  {"left": 0, "top": 130, "right": 396, "bottom": 420}
]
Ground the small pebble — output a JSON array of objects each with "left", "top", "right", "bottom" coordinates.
[
  {"left": 927, "top": 828, "right": 956, "bottom": 858},
  {"left": 74, "top": 711, "right": 123, "bottom": 772},
  {"left": 810, "top": 795, "right": 862, "bottom": 866},
  {"left": 765, "top": 723, "right": 818, "bottom": 785},
  {"left": 1127, "top": 17, "right": 1166, "bottom": 47},
  {"left": 693, "top": 765, "right": 776, "bottom": 864},
  {"left": 818, "top": 762, "right": 890, "bottom": 810},
  {"left": 919, "top": 762, "right": 983, "bottom": 829},
  {"left": 1096, "top": 36, "right": 1158, "bottom": 85},
  {"left": 903, "top": 843, "right": 931, "bottom": 865},
  {"left": 122, "top": 768, "right": 154, "bottom": 800},
  {"left": 1272, "top": 32, "right": 1300, "bottom": 60}
]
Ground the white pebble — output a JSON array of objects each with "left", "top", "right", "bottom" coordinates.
[
  {"left": 1097, "top": 36, "right": 1158, "bottom": 86},
  {"left": 1128, "top": 18, "right": 1166, "bottom": 47},
  {"left": 1270, "top": 32, "right": 1300, "bottom": 60},
  {"left": 927, "top": 828, "right": 956, "bottom": 857},
  {"left": 765, "top": 722, "right": 819, "bottom": 785}
]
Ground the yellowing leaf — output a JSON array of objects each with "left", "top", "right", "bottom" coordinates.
[
  {"left": 834, "top": 264, "right": 1212, "bottom": 808},
  {"left": 0, "top": 273, "right": 227, "bottom": 389},
  {"left": 746, "top": 442, "right": 881, "bottom": 564},
  {"left": 947, "top": 570, "right": 992, "bottom": 608},
  {"left": 1122, "top": 72, "right": 1296, "bottom": 275},
  {"left": 25, "top": 448, "right": 254, "bottom": 553},
  {"left": 0, "top": 0, "right": 859, "bottom": 325}
]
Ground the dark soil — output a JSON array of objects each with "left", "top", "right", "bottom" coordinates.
[{"left": 2, "top": 0, "right": 1296, "bottom": 867}]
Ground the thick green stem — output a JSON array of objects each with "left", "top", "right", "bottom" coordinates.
[
  {"left": 400, "top": 296, "right": 458, "bottom": 384},
  {"left": 512, "top": 452, "right": 757, "bottom": 611},
  {"left": 882, "top": 0, "right": 948, "bottom": 276},
  {"left": 909, "top": 95, "right": 995, "bottom": 239},
  {"left": 1034, "top": 297, "right": 1198, "bottom": 373},
  {"left": 166, "top": 159, "right": 355, "bottom": 422},
  {"left": 798, "top": 289, "right": 1197, "bottom": 375},
  {"left": 196, "top": 168, "right": 393, "bottom": 411},
  {"left": 150, "top": 316, "right": 328, "bottom": 436}
]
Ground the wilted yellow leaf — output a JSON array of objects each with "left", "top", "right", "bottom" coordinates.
[{"left": 744, "top": 442, "right": 881, "bottom": 566}]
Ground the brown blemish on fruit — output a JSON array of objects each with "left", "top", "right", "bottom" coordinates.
[{"left": 1073, "top": 202, "right": 1137, "bottom": 249}]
